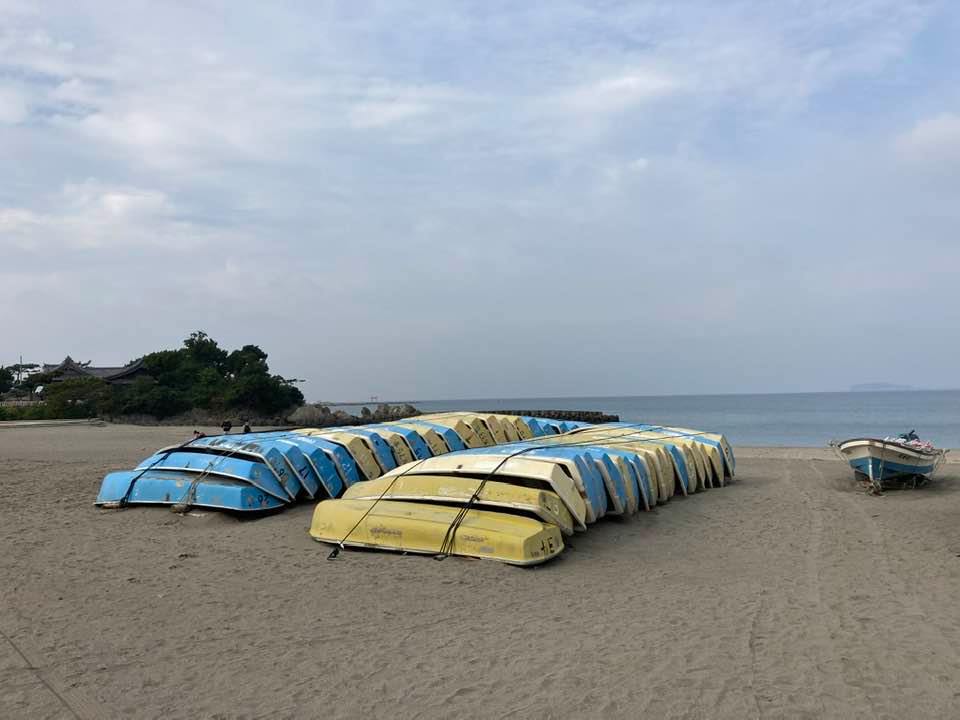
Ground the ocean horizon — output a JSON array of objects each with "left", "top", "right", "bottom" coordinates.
[{"left": 327, "top": 389, "right": 960, "bottom": 448}]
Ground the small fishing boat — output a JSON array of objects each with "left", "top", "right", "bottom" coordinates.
[
  {"left": 309, "top": 499, "right": 564, "bottom": 565},
  {"left": 832, "top": 433, "right": 948, "bottom": 492}
]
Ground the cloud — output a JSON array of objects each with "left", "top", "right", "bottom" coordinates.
[
  {"left": 349, "top": 100, "right": 429, "bottom": 129},
  {"left": 558, "top": 69, "right": 680, "bottom": 114},
  {"left": 896, "top": 112, "right": 960, "bottom": 164},
  {"left": 2, "top": 0, "right": 959, "bottom": 397},
  {"left": 0, "top": 84, "right": 28, "bottom": 124},
  {"left": 1, "top": 180, "right": 226, "bottom": 251}
]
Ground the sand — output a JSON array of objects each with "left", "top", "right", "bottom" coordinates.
[{"left": 2, "top": 424, "right": 960, "bottom": 720}]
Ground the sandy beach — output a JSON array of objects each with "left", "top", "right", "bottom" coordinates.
[{"left": 2, "top": 424, "right": 960, "bottom": 720}]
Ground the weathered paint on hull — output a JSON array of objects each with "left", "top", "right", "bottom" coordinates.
[
  {"left": 342, "top": 475, "right": 575, "bottom": 536},
  {"left": 96, "top": 470, "right": 287, "bottom": 511},
  {"left": 134, "top": 450, "right": 290, "bottom": 501},
  {"left": 310, "top": 499, "right": 564, "bottom": 565},
  {"left": 837, "top": 439, "right": 943, "bottom": 485}
]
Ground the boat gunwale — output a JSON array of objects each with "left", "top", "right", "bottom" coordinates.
[
  {"left": 343, "top": 478, "right": 574, "bottom": 535},
  {"left": 836, "top": 438, "right": 945, "bottom": 459},
  {"left": 309, "top": 535, "right": 559, "bottom": 566}
]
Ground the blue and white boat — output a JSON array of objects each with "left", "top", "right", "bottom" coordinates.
[{"left": 833, "top": 436, "right": 947, "bottom": 491}]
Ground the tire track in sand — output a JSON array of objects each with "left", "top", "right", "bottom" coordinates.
[
  {"left": 746, "top": 461, "right": 874, "bottom": 719},
  {"left": 804, "top": 460, "right": 960, "bottom": 718}
]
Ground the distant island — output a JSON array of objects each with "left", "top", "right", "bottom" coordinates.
[{"left": 850, "top": 383, "right": 915, "bottom": 392}]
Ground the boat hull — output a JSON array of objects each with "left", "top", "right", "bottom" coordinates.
[
  {"left": 96, "top": 470, "right": 287, "bottom": 512},
  {"left": 342, "top": 475, "right": 575, "bottom": 535},
  {"left": 309, "top": 499, "right": 564, "bottom": 565},
  {"left": 134, "top": 450, "right": 290, "bottom": 501},
  {"left": 836, "top": 438, "right": 943, "bottom": 486},
  {"left": 382, "top": 453, "right": 589, "bottom": 530}
]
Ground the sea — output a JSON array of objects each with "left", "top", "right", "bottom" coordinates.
[{"left": 335, "top": 390, "right": 960, "bottom": 447}]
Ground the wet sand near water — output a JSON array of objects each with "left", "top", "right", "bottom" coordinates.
[{"left": 2, "top": 424, "right": 960, "bottom": 719}]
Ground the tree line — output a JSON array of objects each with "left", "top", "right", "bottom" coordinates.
[{"left": 0, "top": 332, "right": 304, "bottom": 421}]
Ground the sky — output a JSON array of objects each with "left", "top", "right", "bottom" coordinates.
[{"left": 3, "top": 0, "right": 960, "bottom": 401}]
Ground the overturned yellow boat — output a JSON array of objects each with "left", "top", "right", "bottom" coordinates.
[
  {"left": 389, "top": 421, "right": 449, "bottom": 456},
  {"left": 418, "top": 412, "right": 498, "bottom": 446},
  {"left": 342, "top": 474, "right": 575, "bottom": 536},
  {"left": 383, "top": 453, "right": 589, "bottom": 530},
  {"left": 309, "top": 498, "right": 564, "bottom": 566},
  {"left": 297, "top": 429, "right": 384, "bottom": 482}
]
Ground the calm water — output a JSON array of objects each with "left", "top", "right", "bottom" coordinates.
[{"left": 340, "top": 390, "right": 960, "bottom": 447}]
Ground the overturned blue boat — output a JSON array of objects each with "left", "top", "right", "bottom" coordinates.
[{"left": 94, "top": 414, "right": 586, "bottom": 514}]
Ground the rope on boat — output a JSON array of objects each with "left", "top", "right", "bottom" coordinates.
[
  {"left": 117, "top": 429, "right": 306, "bottom": 513},
  {"left": 170, "top": 445, "right": 248, "bottom": 514},
  {"left": 117, "top": 419, "right": 724, "bottom": 552},
  {"left": 112, "top": 436, "right": 203, "bottom": 508},
  {"left": 324, "top": 419, "right": 720, "bottom": 561},
  {"left": 433, "top": 423, "right": 719, "bottom": 561},
  {"left": 326, "top": 457, "right": 430, "bottom": 560}
]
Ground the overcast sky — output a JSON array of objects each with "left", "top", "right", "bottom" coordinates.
[{"left": 3, "top": 1, "right": 959, "bottom": 400}]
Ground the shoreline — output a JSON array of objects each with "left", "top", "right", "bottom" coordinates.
[{"left": 2, "top": 420, "right": 957, "bottom": 459}]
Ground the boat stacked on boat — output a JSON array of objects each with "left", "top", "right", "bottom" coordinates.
[
  {"left": 308, "top": 421, "right": 735, "bottom": 566},
  {"left": 95, "top": 411, "right": 735, "bottom": 566},
  {"left": 94, "top": 413, "right": 583, "bottom": 513}
]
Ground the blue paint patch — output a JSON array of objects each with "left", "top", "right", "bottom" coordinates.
[
  {"left": 849, "top": 457, "right": 935, "bottom": 479},
  {"left": 97, "top": 470, "right": 287, "bottom": 511}
]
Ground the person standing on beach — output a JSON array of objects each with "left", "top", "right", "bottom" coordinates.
[
  {"left": 243, "top": 421, "right": 252, "bottom": 434},
  {"left": 221, "top": 420, "right": 232, "bottom": 434}
]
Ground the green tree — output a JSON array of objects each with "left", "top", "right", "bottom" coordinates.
[
  {"left": 43, "top": 378, "right": 110, "bottom": 418},
  {"left": 24, "top": 332, "right": 305, "bottom": 420},
  {"left": 0, "top": 366, "right": 13, "bottom": 394},
  {"left": 183, "top": 331, "right": 228, "bottom": 372}
]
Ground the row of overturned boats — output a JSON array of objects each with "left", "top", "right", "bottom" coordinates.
[{"left": 96, "top": 412, "right": 735, "bottom": 566}]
